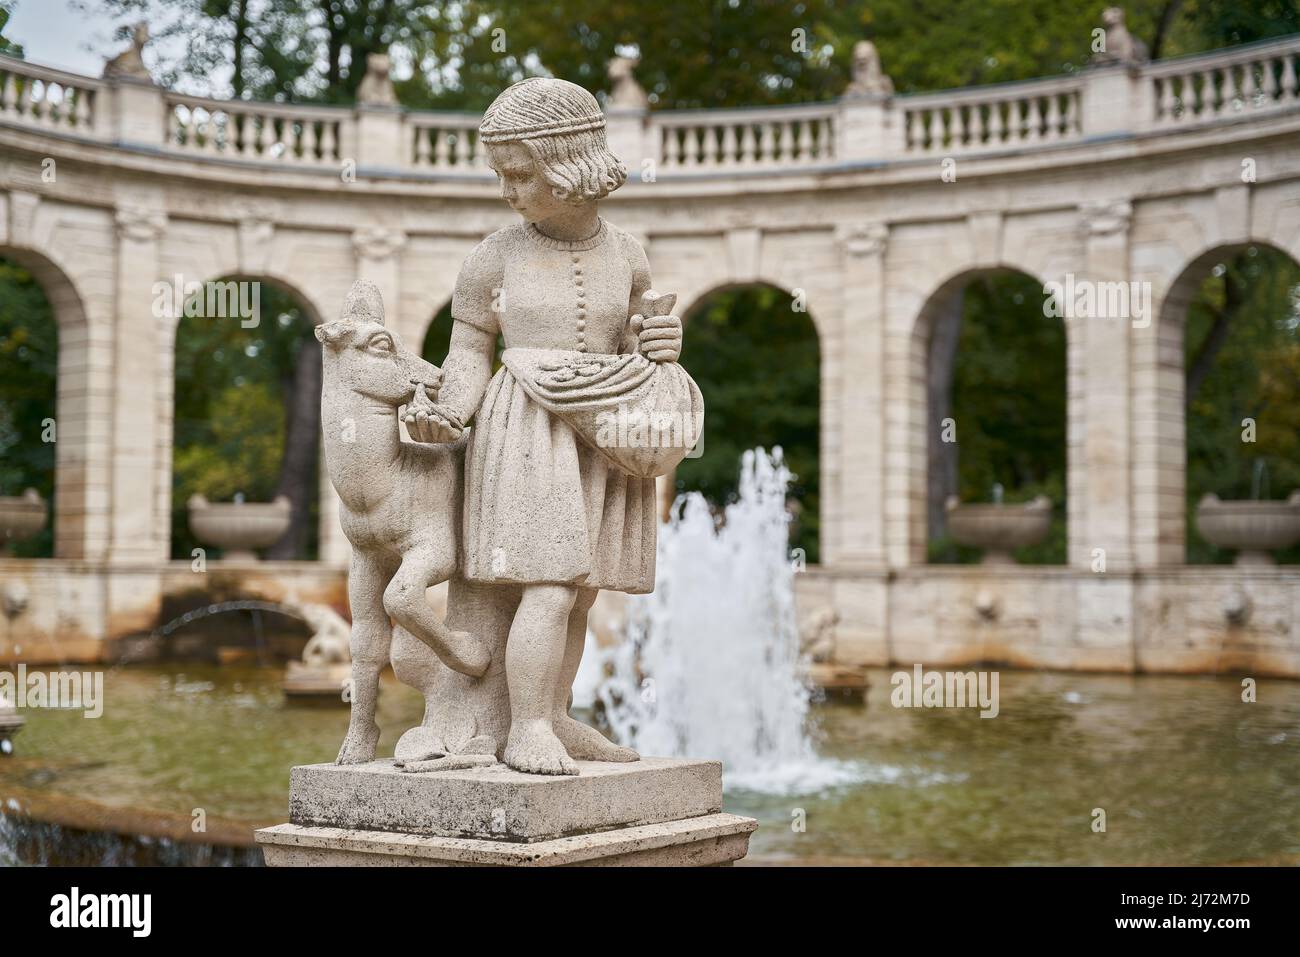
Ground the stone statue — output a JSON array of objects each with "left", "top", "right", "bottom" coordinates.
[
  {"left": 607, "top": 55, "right": 649, "bottom": 110},
  {"left": 102, "top": 22, "right": 153, "bottom": 82},
  {"left": 844, "top": 39, "right": 893, "bottom": 98},
  {"left": 1093, "top": 7, "right": 1149, "bottom": 66},
  {"left": 321, "top": 77, "right": 702, "bottom": 776},
  {"left": 356, "top": 53, "right": 398, "bottom": 107}
]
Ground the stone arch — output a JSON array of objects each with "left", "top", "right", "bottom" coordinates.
[
  {"left": 1142, "top": 239, "right": 1300, "bottom": 564},
  {"left": 0, "top": 244, "right": 102, "bottom": 559},
  {"left": 673, "top": 279, "right": 824, "bottom": 559},
  {"left": 902, "top": 262, "right": 1066, "bottom": 564},
  {"left": 167, "top": 272, "right": 325, "bottom": 560}
]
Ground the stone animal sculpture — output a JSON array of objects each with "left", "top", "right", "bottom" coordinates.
[
  {"left": 1096, "top": 7, "right": 1149, "bottom": 65},
  {"left": 316, "top": 280, "right": 490, "bottom": 764}
]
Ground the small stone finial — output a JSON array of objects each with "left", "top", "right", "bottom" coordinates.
[
  {"left": 1092, "top": 7, "right": 1149, "bottom": 66},
  {"left": 102, "top": 21, "right": 153, "bottom": 82},
  {"left": 606, "top": 55, "right": 648, "bottom": 110},
  {"left": 357, "top": 53, "right": 398, "bottom": 107},
  {"left": 844, "top": 39, "right": 893, "bottom": 98}
]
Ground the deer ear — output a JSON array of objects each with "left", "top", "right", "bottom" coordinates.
[
  {"left": 315, "top": 321, "right": 350, "bottom": 348},
  {"left": 341, "top": 279, "right": 386, "bottom": 326}
]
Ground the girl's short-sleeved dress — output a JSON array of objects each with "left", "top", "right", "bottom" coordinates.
[{"left": 452, "top": 218, "right": 659, "bottom": 594}]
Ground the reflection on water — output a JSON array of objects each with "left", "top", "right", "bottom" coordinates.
[{"left": 2, "top": 663, "right": 1298, "bottom": 865}]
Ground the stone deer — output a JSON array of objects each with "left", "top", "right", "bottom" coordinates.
[{"left": 316, "top": 280, "right": 490, "bottom": 764}]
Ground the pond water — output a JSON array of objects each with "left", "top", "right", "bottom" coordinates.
[{"left": 2, "top": 663, "right": 1297, "bottom": 865}]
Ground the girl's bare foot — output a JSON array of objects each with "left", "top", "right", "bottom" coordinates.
[
  {"left": 504, "top": 720, "right": 578, "bottom": 775},
  {"left": 554, "top": 714, "right": 639, "bottom": 762}
]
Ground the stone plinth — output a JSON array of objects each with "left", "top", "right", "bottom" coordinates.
[{"left": 255, "top": 757, "right": 757, "bottom": 867}]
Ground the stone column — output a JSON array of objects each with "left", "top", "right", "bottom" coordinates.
[
  {"left": 832, "top": 222, "right": 888, "bottom": 566},
  {"left": 1075, "top": 199, "right": 1135, "bottom": 572},
  {"left": 110, "top": 203, "right": 168, "bottom": 563},
  {"left": 1073, "top": 199, "right": 1137, "bottom": 667},
  {"left": 105, "top": 201, "right": 168, "bottom": 637}
]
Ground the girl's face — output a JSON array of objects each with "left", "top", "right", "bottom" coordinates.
[{"left": 486, "top": 142, "right": 566, "bottom": 223}]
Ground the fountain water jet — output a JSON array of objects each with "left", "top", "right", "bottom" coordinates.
[{"left": 597, "top": 448, "right": 863, "bottom": 795}]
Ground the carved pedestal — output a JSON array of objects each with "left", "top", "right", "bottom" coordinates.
[{"left": 255, "top": 757, "right": 757, "bottom": 867}]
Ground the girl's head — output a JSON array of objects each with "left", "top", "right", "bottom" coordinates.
[{"left": 480, "top": 77, "right": 627, "bottom": 221}]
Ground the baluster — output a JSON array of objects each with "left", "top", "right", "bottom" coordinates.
[
  {"left": 73, "top": 87, "right": 91, "bottom": 130},
  {"left": 951, "top": 105, "right": 966, "bottom": 147},
  {"left": 413, "top": 125, "right": 430, "bottom": 165},
  {"left": 756, "top": 122, "right": 774, "bottom": 163},
  {"left": 18, "top": 77, "right": 32, "bottom": 118},
  {"left": 1261, "top": 57, "right": 1279, "bottom": 103},
  {"left": 735, "top": 123, "right": 754, "bottom": 163},
  {"left": 205, "top": 112, "right": 223, "bottom": 153},
  {"left": 989, "top": 102, "right": 1005, "bottom": 144},
  {"left": 701, "top": 125, "right": 719, "bottom": 166},
  {"left": 320, "top": 120, "right": 337, "bottom": 161},
  {"left": 434, "top": 129, "right": 451, "bottom": 166},
  {"left": 1217, "top": 66, "right": 1234, "bottom": 112},
  {"left": 1282, "top": 54, "right": 1298, "bottom": 99},
  {"left": 0, "top": 73, "right": 13, "bottom": 114},
  {"left": 794, "top": 119, "right": 811, "bottom": 160},
  {"left": 455, "top": 129, "right": 472, "bottom": 167},
  {"left": 719, "top": 124, "right": 737, "bottom": 166},
  {"left": 969, "top": 103, "right": 985, "bottom": 146},
  {"left": 821, "top": 117, "right": 834, "bottom": 159},
  {"left": 28, "top": 80, "right": 44, "bottom": 122},
  {"left": 1043, "top": 95, "right": 1061, "bottom": 140},
  {"left": 1242, "top": 61, "right": 1259, "bottom": 105}
]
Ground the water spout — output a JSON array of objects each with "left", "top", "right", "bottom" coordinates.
[{"left": 597, "top": 448, "right": 862, "bottom": 794}]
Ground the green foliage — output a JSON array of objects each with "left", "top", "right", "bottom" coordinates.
[
  {"left": 673, "top": 286, "right": 820, "bottom": 562},
  {"left": 0, "top": 257, "right": 56, "bottom": 557},
  {"left": 1184, "top": 245, "right": 1300, "bottom": 563},
  {"left": 171, "top": 282, "right": 316, "bottom": 559},
  {"left": 87, "top": 0, "right": 1300, "bottom": 110},
  {"left": 0, "top": 0, "right": 23, "bottom": 57}
]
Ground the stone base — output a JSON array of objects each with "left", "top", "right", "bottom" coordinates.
[{"left": 255, "top": 756, "right": 757, "bottom": 867}]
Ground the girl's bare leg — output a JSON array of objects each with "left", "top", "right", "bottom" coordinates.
[
  {"left": 503, "top": 583, "right": 579, "bottom": 775},
  {"left": 553, "top": 588, "right": 639, "bottom": 762}
]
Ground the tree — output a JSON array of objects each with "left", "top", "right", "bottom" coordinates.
[{"left": 0, "top": 258, "right": 57, "bottom": 557}]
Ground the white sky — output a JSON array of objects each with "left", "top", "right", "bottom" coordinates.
[{"left": 7, "top": 0, "right": 126, "bottom": 74}]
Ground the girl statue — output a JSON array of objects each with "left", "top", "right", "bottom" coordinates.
[{"left": 405, "top": 77, "right": 700, "bottom": 775}]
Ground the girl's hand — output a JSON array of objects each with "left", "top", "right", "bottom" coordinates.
[
  {"left": 404, "top": 385, "right": 464, "bottom": 443},
  {"left": 634, "top": 313, "right": 683, "bottom": 363}
]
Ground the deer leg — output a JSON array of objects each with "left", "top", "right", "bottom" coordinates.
[
  {"left": 338, "top": 549, "right": 395, "bottom": 765},
  {"left": 384, "top": 544, "right": 489, "bottom": 678}
]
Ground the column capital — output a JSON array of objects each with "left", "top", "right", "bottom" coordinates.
[
  {"left": 114, "top": 203, "right": 167, "bottom": 241},
  {"left": 839, "top": 222, "right": 888, "bottom": 257},
  {"left": 352, "top": 226, "right": 407, "bottom": 261},
  {"left": 1080, "top": 199, "right": 1132, "bottom": 238}
]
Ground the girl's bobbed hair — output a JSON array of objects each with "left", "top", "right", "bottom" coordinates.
[{"left": 480, "top": 77, "right": 628, "bottom": 204}]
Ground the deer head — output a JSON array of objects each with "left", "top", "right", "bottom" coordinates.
[{"left": 316, "top": 280, "right": 442, "bottom": 406}]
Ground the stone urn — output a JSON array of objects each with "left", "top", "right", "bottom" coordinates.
[
  {"left": 0, "top": 488, "right": 47, "bottom": 546},
  {"left": 946, "top": 495, "right": 1052, "bottom": 564},
  {"left": 188, "top": 494, "right": 291, "bottom": 561},
  {"left": 1195, "top": 491, "right": 1300, "bottom": 565}
]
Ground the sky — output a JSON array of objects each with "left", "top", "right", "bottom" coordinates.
[
  {"left": 7, "top": 1, "right": 129, "bottom": 74},
  {"left": 6, "top": 0, "right": 219, "bottom": 91}
]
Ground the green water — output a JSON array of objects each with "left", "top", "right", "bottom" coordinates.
[{"left": 3, "top": 665, "right": 1298, "bottom": 865}]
